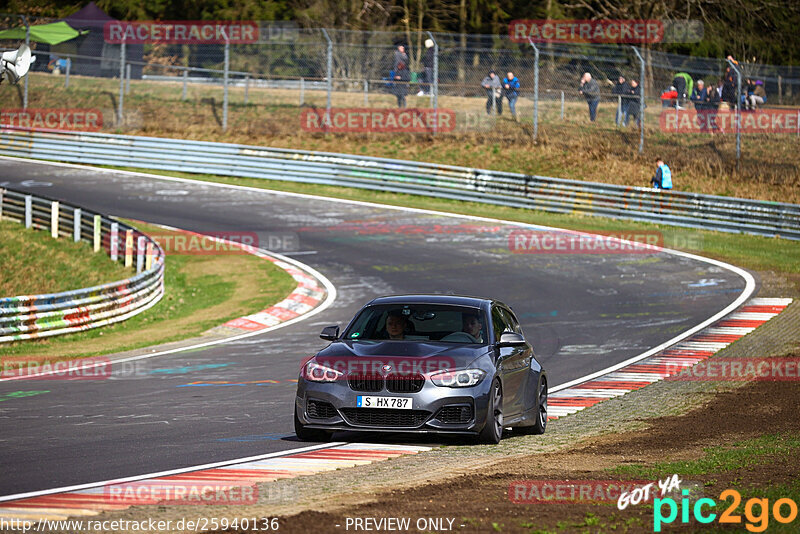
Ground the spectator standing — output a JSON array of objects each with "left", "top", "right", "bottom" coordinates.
[
  {"left": 417, "top": 39, "right": 435, "bottom": 96},
  {"left": 722, "top": 55, "right": 739, "bottom": 110},
  {"left": 392, "top": 44, "right": 410, "bottom": 108},
  {"left": 503, "top": 72, "right": 520, "bottom": 121},
  {"left": 651, "top": 158, "right": 673, "bottom": 190},
  {"left": 579, "top": 72, "right": 600, "bottom": 122},
  {"left": 481, "top": 70, "right": 502, "bottom": 115},
  {"left": 612, "top": 75, "right": 630, "bottom": 126},
  {"left": 623, "top": 79, "right": 642, "bottom": 127}
]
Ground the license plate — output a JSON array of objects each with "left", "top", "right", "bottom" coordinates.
[{"left": 356, "top": 396, "right": 411, "bottom": 409}]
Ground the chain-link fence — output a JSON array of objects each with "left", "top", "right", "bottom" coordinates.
[{"left": 3, "top": 15, "right": 800, "bottom": 184}]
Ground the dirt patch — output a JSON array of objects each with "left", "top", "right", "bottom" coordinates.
[{"left": 268, "top": 379, "right": 800, "bottom": 534}]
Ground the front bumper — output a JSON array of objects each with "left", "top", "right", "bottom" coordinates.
[{"left": 295, "top": 376, "right": 493, "bottom": 435}]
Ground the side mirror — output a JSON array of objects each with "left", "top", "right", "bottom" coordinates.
[
  {"left": 320, "top": 325, "right": 339, "bottom": 341},
  {"left": 497, "top": 331, "right": 525, "bottom": 347}
]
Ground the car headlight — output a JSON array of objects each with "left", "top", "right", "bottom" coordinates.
[
  {"left": 304, "top": 361, "right": 343, "bottom": 382},
  {"left": 430, "top": 368, "right": 486, "bottom": 387}
]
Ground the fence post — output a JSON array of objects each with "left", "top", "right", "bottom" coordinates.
[
  {"left": 631, "top": 46, "right": 645, "bottom": 154},
  {"left": 125, "top": 63, "right": 131, "bottom": 94},
  {"left": 110, "top": 222, "right": 119, "bottom": 261},
  {"left": 321, "top": 29, "right": 333, "bottom": 120},
  {"left": 145, "top": 242, "right": 154, "bottom": 271},
  {"left": 50, "top": 201, "right": 59, "bottom": 238},
  {"left": 21, "top": 15, "right": 30, "bottom": 109},
  {"left": 364, "top": 79, "right": 368, "bottom": 106},
  {"left": 124, "top": 229, "right": 133, "bottom": 268},
  {"left": 24, "top": 195, "right": 32, "bottom": 228},
  {"left": 65, "top": 58, "right": 71, "bottom": 89},
  {"left": 73, "top": 207, "right": 81, "bottom": 242},
  {"left": 427, "top": 31, "right": 438, "bottom": 135},
  {"left": 300, "top": 77, "right": 305, "bottom": 105},
  {"left": 528, "top": 39, "right": 540, "bottom": 141},
  {"left": 727, "top": 58, "right": 742, "bottom": 168},
  {"left": 182, "top": 69, "right": 188, "bottom": 100},
  {"left": 93, "top": 215, "right": 101, "bottom": 252},
  {"left": 118, "top": 38, "right": 126, "bottom": 126},
  {"left": 136, "top": 236, "right": 146, "bottom": 273},
  {"left": 244, "top": 74, "right": 250, "bottom": 105},
  {"left": 222, "top": 29, "right": 230, "bottom": 132},
  {"left": 561, "top": 90, "right": 564, "bottom": 120},
  {"left": 617, "top": 95, "right": 622, "bottom": 126}
]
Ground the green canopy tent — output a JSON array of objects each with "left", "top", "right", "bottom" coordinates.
[{"left": 0, "top": 21, "right": 87, "bottom": 46}]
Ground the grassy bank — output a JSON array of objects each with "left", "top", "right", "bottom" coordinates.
[
  {"left": 6, "top": 72, "right": 799, "bottom": 203},
  {"left": 0, "top": 219, "right": 297, "bottom": 359},
  {"left": 0, "top": 218, "right": 128, "bottom": 296}
]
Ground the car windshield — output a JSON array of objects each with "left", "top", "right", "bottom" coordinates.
[{"left": 343, "top": 304, "right": 487, "bottom": 344}]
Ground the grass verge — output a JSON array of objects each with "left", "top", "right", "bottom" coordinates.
[
  {"left": 0, "top": 219, "right": 297, "bottom": 360},
  {"left": 0, "top": 218, "right": 128, "bottom": 296}
]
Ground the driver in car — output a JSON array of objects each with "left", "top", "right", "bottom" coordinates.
[
  {"left": 462, "top": 312, "right": 484, "bottom": 343},
  {"left": 385, "top": 311, "right": 409, "bottom": 340}
]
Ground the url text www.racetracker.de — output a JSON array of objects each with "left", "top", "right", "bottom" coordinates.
[
  {"left": 0, "top": 517, "right": 280, "bottom": 533},
  {"left": 0, "top": 516, "right": 463, "bottom": 532}
]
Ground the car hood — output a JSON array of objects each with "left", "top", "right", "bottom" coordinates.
[{"left": 315, "top": 340, "right": 491, "bottom": 373}]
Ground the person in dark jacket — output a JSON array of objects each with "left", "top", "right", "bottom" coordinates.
[
  {"left": 722, "top": 56, "right": 739, "bottom": 110},
  {"left": 579, "top": 72, "right": 600, "bottom": 122},
  {"left": 392, "top": 44, "right": 410, "bottom": 108},
  {"left": 623, "top": 79, "right": 642, "bottom": 127},
  {"left": 612, "top": 75, "right": 630, "bottom": 126},
  {"left": 690, "top": 80, "right": 708, "bottom": 111},
  {"left": 503, "top": 72, "right": 520, "bottom": 120}
]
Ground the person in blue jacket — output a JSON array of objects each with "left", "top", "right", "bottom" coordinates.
[
  {"left": 651, "top": 158, "right": 673, "bottom": 190},
  {"left": 502, "top": 71, "right": 520, "bottom": 121}
]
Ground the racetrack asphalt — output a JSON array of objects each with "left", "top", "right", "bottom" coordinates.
[{"left": 0, "top": 159, "right": 751, "bottom": 496}]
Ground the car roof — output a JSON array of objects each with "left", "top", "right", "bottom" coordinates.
[{"left": 366, "top": 294, "right": 493, "bottom": 308}]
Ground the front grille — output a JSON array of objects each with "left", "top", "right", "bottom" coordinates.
[
  {"left": 435, "top": 405, "right": 473, "bottom": 424},
  {"left": 340, "top": 408, "right": 430, "bottom": 428},
  {"left": 386, "top": 374, "right": 425, "bottom": 393},
  {"left": 348, "top": 374, "right": 384, "bottom": 392},
  {"left": 307, "top": 400, "right": 338, "bottom": 419}
]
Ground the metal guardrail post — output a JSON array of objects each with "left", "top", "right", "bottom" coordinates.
[
  {"left": 110, "top": 222, "right": 119, "bottom": 261},
  {"left": 321, "top": 29, "right": 333, "bottom": 121},
  {"left": 528, "top": 39, "right": 540, "bottom": 141},
  {"left": 631, "top": 46, "right": 645, "bottom": 154},
  {"left": 93, "top": 214, "right": 101, "bottom": 252},
  {"left": 73, "top": 207, "right": 81, "bottom": 242},
  {"left": 50, "top": 201, "right": 59, "bottom": 238},
  {"left": 182, "top": 69, "right": 188, "bottom": 100},
  {"left": 222, "top": 28, "right": 230, "bottom": 132},
  {"left": 65, "top": 58, "right": 71, "bottom": 89},
  {"left": 727, "top": 58, "right": 742, "bottom": 167},
  {"left": 427, "top": 31, "right": 438, "bottom": 135},
  {"left": 118, "top": 38, "right": 126, "bottom": 126},
  {"left": 24, "top": 195, "right": 32, "bottom": 228},
  {"left": 137, "top": 235, "right": 146, "bottom": 273}
]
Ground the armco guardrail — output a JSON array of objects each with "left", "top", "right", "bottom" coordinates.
[
  {"left": 1, "top": 127, "right": 799, "bottom": 240},
  {"left": 0, "top": 187, "right": 165, "bottom": 343}
]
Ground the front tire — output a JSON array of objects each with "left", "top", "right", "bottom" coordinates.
[
  {"left": 294, "top": 411, "right": 332, "bottom": 442},
  {"left": 477, "top": 379, "right": 503, "bottom": 444}
]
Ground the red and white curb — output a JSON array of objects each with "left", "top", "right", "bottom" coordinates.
[
  {"left": 547, "top": 297, "right": 793, "bottom": 419},
  {"left": 0, "top": 443, "right": 431, "bottom": 521}
]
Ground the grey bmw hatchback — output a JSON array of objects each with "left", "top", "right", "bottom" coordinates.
[{"left": 294, "top": 295, "right": 547, "bottom": 444}]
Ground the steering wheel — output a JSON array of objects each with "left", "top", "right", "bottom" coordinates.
[{"left": 441, "top": 331, "right": 479, "bottom": 343}]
